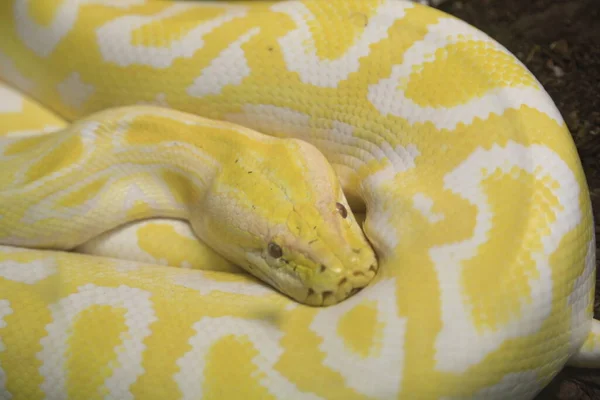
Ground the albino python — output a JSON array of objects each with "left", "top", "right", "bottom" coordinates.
[{"left": 0, "top": 0, "right": 599, "bottom": 399}]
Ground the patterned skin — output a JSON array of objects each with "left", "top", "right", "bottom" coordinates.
[{"left": 0, "top": 0, "right": 599, "bottom": 399}]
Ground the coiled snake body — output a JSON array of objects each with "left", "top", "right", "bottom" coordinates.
[{"left": 0, "top": 0, "right": 599, "bottom": 399}]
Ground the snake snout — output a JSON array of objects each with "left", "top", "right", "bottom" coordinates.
[{"left": 305, "top": 262, "right": 378, "bottom": 306}]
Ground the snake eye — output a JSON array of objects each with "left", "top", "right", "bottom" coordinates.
[
  {"left": 268, "top": 242, "right": 283, "bottom": 258},
  {"left": 336, "top": 202, "right": 348, "bottom": 218}
]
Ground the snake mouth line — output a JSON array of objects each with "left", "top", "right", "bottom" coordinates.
[{"left": 304, "top": 263, "right": 378, "bottom": 306}]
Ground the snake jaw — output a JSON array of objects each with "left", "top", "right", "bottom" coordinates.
[
  {"left": 274, "top": 240, "right": 379, "bottom": 306},
  {"left": 246, "top": 247, "right": 379, "bottom": 307},
  {"left": 302, "top": 262, "right": 378, "bottom": 306}
]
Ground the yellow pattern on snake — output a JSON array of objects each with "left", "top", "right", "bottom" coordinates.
[{"left": 0, "top": 0, "right": 599, "bottom": 399}]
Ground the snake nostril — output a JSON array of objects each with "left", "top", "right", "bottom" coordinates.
[
  {"left": 369, "top": 264, "right": 377, "bottom": 273},
  {"left": 352, "top": 248, "right": 361, "bottom": 254},
  {"left": 319, "top": 264, "right": 326, "bottom": 273}
]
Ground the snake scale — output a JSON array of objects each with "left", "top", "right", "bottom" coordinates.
[{"left": 1, "top": 0, "right": 599, "bottom": 399}]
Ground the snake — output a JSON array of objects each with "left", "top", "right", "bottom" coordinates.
[{"left": 0, "top": 0, "right": 599, "bottom": 399}]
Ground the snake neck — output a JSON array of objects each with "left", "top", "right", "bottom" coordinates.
[{"left": 0, "top": 106, "right": 278, "bottom": 250}]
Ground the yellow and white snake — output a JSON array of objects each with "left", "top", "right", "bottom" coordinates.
[{"left": 1, "top": 0, "right": 599, "bottom": 398}]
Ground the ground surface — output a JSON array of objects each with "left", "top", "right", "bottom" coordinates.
[{"left": 427, "top": 0, "right": 600, "bottom": 398}]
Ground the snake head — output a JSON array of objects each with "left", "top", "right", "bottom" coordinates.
[
  {"left": 249, "top": 196, "right": 379, "bottom": 307},
  {"left": 194, "top": 137, "right": 378, "bottom": 307}
]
